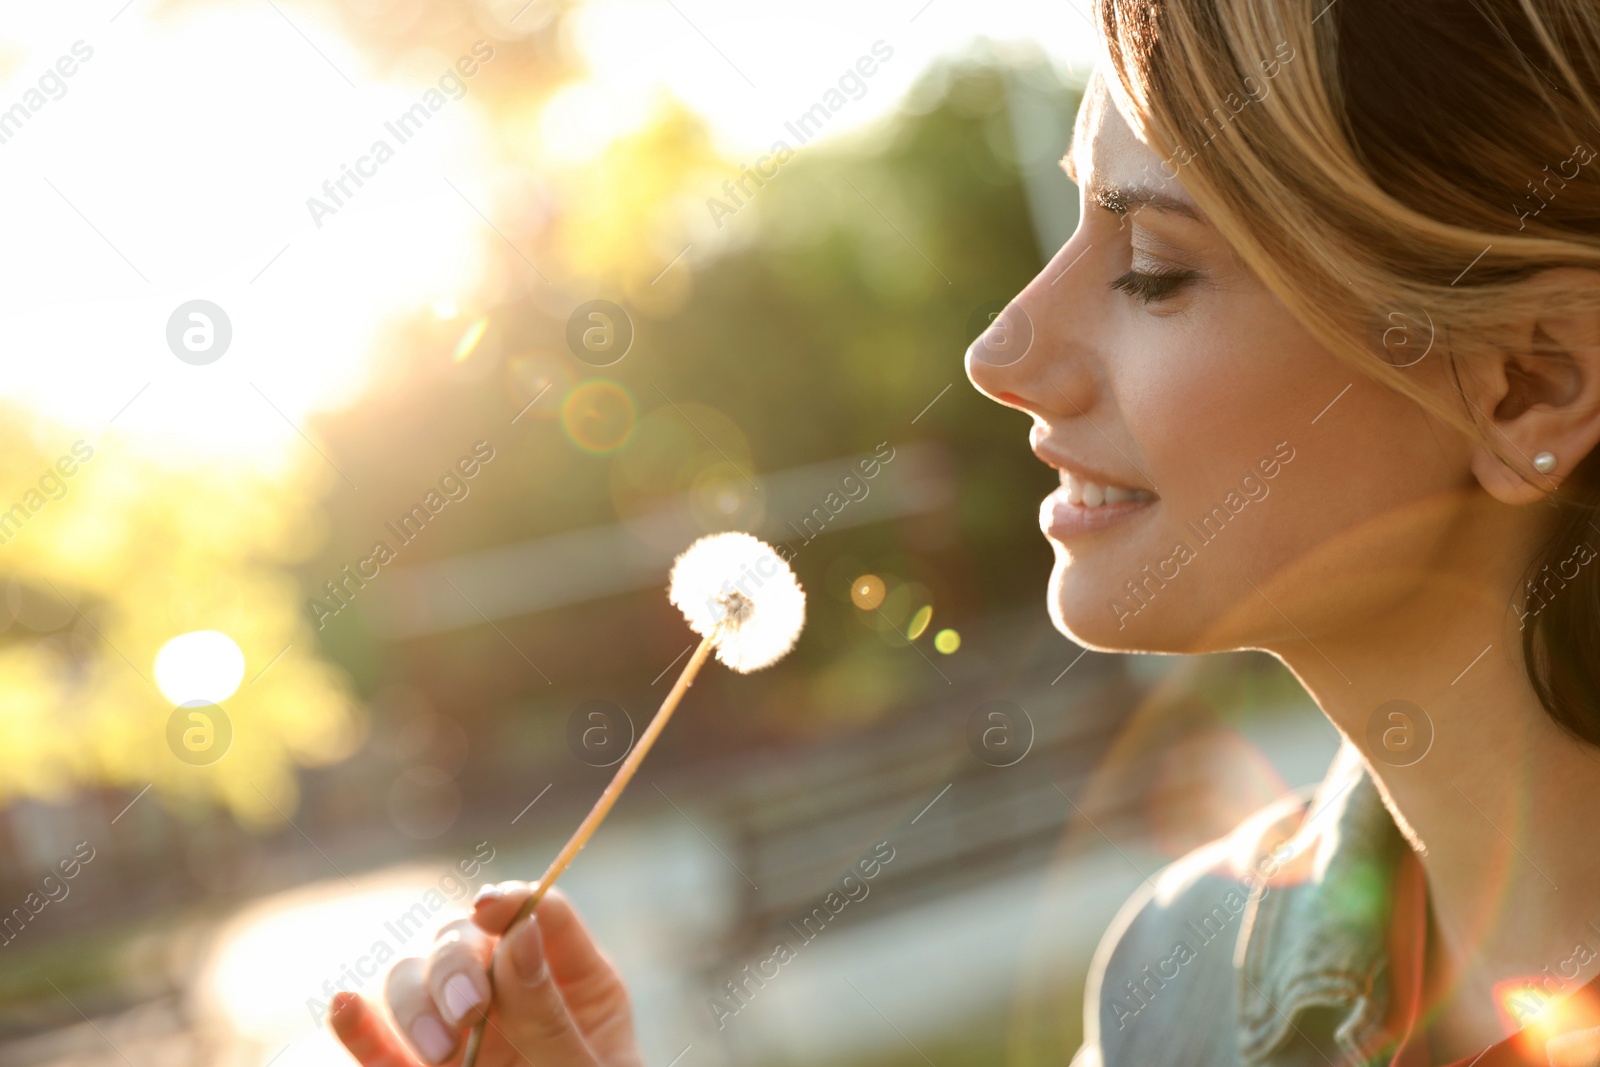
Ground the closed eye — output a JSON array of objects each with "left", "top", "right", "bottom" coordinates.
[{"left": 1110, "top": 267, "right": 1200, "bottom": 303}]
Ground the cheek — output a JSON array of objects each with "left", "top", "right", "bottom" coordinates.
[
  {"left": 1049, "top": 301, "right": 1459, "bottom": 653},
  {"left": 1046, "top": 312, "right": 1287, "bottom": 651}
]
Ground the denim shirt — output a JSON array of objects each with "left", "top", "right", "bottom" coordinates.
[{"left": 1071, "top": 742, "right": 1411, "bottom": 1066}]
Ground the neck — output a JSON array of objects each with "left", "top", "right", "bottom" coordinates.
[{"left": 1268, "top": 584, "right": 1600, "bottom": 1050}]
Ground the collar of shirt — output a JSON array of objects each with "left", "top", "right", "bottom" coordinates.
[
  {"left": 1233, "top": 742, "right": 1600, "bottom": 1066},
  {"left": 1235, "top": 742, "right": 1415, "bottom": 1062}
]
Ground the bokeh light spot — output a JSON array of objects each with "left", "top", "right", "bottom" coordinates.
[
  {"left": 505, "top": 353, "right": 570, "bottom": 422},
  {"left": 387, "top": 766, "right": 462, "bottom": 840},
  {"left": 934, "top": 628, "right": 961, "bottom": 654},
  {"left": 561, "top": 379, "right": 636, "bottom": 453},
  {"left": 851, "top": 574, "right": 886, "bottom": 611},
  {"left": 687, "top": 461, "right": 764, "bottom": 530},
  {"left": 154, "top": 630, "right": 246, "bottom": 705},
  {"left": 907, "top": 604, "right": 933, "bottom": 641},
  {"left": 452, "top": 315, "right": 490, "bottom": 362}
]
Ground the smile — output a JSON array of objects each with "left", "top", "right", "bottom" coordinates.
[
  {"left": 1041, "top": 484, "right": 1157, "bottom": 540},
  {"left": 1058, "top": 470, "right": 1157, "bottom": 507}
]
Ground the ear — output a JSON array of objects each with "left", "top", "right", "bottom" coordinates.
[{"left": 1469, "top": 268, "right": 1600, "bottom": 505}]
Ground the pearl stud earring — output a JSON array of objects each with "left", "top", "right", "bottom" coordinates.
[{"left": 1534, "top": 451, "right": 1558, "bottom": 474}]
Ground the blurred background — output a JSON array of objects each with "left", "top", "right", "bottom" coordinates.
[{"left": 0, "top": 1, "right": 1341, "bottom": 1064}]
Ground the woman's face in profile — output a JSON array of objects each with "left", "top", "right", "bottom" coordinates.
[{"left": 966, "top": 74, "right": 1474, "bottom": 657}]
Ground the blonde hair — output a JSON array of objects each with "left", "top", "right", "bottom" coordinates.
[{"left": 1094, "top": 0, "right": 1600, "bottom": 742}]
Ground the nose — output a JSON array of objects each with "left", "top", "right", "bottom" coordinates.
[
  {"left": 964, "top": 301, "right": 1036, "bottom": 399},
  {"left": 965, "top": 233, "right": 1097, "bottom": 417}
]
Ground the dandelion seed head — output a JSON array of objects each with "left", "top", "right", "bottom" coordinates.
[
  {"left": 718, "top": 590, "right": 755, "bottom": 626},
  {"left": 668, "top": 532, "right": 806, "bottom": 673}
]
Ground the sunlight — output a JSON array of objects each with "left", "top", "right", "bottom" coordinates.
[
  {"left": 569, "top": 0, "right": 1099, "bottom": 155},
  {"left": 0, "top": 3, "right": 492, "bottom": 467},
  {"left": 0, "top": 0, "right": 1092, "bottom": 470},
  {"left": 199, "top": 866, "right": 480, "bottom": 1066},
  {"left": 1493, "top": 975, "right": 1598, "bottom": 1044},
  {"left": 537, "top": 77, "right": 658, "bottom": 163},
  {"left": 153, "top": 630, "right": 247, "bottom": 705}
]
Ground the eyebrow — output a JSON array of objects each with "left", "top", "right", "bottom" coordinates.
[
  {"left": 1091, "top": 181, "right": 1203, "bottom": 222},
  {"left": 1058, "top": 153, "right": 1205, "bottom": 223}
]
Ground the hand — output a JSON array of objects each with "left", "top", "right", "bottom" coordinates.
[
  {"left": 1548, "top": 1027, "right": 1600, "bottom": 1067},
  {"left": 330, "top": 882, "right": 643, "bottom": 1067}
]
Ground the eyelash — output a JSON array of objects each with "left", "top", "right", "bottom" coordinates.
[
  {"left": 1109, "top": 266, "right": 1199, "bottom": 304},
  {"left": 1091, "top": 200, "right": 1201, "bottom": 305}
]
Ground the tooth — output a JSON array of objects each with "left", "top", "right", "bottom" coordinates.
[
  {"left": 1081, "top": 481, "right": 1105, "bottom": 507},
  {"left": 1104, "top": 485, "right": 1137, "bottom": 504},
  {"left": 1066, "top": 474, "right": 1084, "bottom": 505}
]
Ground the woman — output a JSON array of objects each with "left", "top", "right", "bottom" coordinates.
[{"left": 330, "top": 0, "right": 1600, "bottom": 1062}]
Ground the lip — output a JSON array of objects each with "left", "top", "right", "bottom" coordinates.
[
  {"left": 1040, "top": 486, "right": 1157, "bottom": 540},
  {"left": 1029, "top": 443, "right": 1151, "bottom": 493},
  {"left": 1028, "top": 441, "right": 1158, "bottom": 540}
]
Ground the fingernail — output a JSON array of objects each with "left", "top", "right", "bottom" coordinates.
[
  {"left": 442, "top": 972, "right": 482, "bottom": 1024},
  {"left": 472, "top": 883, "right": 503, "bottom": 908},
  {"left": 509, "top": 915, "right": 546, "bottom": 982},
  {"left": 410, "top": 1016, "right": 453, "bottom": 1064}
]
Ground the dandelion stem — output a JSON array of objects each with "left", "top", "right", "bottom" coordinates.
[{"left": 461, "top": 630, "right": 719, "bottom": 1066}]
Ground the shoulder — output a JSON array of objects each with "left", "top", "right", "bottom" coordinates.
[{"left": 1076, "top": 790, "right": 1310, "bottom": 1066}]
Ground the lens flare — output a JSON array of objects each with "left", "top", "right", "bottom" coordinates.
[
  {"left": 907, "top": 604, "right": 933, "bottom": 641},
  {"left": 452, "top": 316, "right": 490, "bottom": 362},
  {"left": 1493, "top": 974, "right": 1600, "bottom": 1045},
  {"left": 561, "top": 379, "right": 636, "bottom": 453},
  {"left": 850, "top": 574, "right": 885, "bottom": 610}
]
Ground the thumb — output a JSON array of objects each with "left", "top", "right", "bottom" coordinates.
[{"left": 471, "top": 880, "right": 537, "bottom": 936}]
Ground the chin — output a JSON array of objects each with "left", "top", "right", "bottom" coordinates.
[
  {"left": 1045, "top": 554, "right": 1210, "bottom": 656},
  {"left": 1045, "top": 555, "right": 1137, "bottom": 653}
]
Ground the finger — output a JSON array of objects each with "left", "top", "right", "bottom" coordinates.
[
  {"left": 533, "top": 891, "right": 633, "bottom": 1039},
  {"left": 1548, "top": 1026, "right": 1600, "bottom": 1067},
  {"left": 470, "top": 880, "right": 535, "bottom": 936},
  {"left": 487, "top": 908, "right": 601, "bottom": 1066},
  {"left": 385, "top": 956, "right": 460, "bottom": 1065},
  {"left": 328, "top": 991, "right": 423, "bottom": 1067},
  {"left": 471, "top": 886, "right": 635, "bottom": 1060},
  {"left": 425, "top": 917, "right": 493, "bottom": 1028}
]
